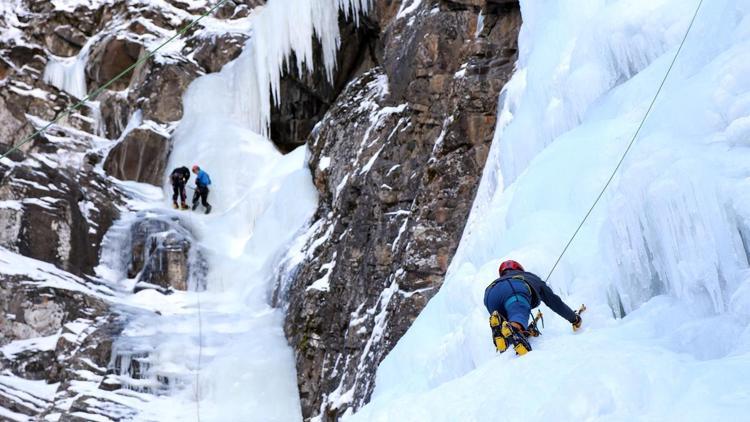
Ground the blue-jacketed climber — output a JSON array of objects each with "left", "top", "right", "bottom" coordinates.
[
  {"left": 484, "top": 260, "right": 582, "bottom": 355},
  {"left": 191, "top": 165, "right": 212, "bottom": 214}
]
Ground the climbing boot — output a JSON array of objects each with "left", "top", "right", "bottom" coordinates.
[
  {"left": 172, "top": 202, "right": 179, "bottom": 209},
  {"left": 489, "top": 311, "right": 512, "bottom": 353},
  {"left": 204, "top": 204, "right": 212, "bottom": 215},
  {"left": 192, "top": 202, "right": 199, "bottom": 211},
  {"left": 181, "top": 202, "right": 189, "bottom": 210},
  {"left": 507, "top": 323, "right": 532, "bottom": 356}
]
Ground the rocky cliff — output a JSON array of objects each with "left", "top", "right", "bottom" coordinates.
[{"left": 279, "top": 1, "right": 521, "bottom": 419}]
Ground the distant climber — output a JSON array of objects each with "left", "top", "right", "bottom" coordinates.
[
  {"left": 484, "top": 260, "right": 582, "bottom": 355},
  {"left": 191, "top": 165, "right": 212, "bottom": 214},
  {"left": 170, "top": 166, "right": 191, "bottom": 210}
]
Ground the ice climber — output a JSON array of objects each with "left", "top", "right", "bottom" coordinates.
[
  {"left": 484, "top": 260, "right": 582, "bottom": 355},
  {"left": 191, "top": 165, "right": 212, "bottom": 214},
  {"left": 170, "top": 166, "right": 191, "bottom": 210}
]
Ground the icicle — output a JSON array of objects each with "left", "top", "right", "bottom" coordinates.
[
  {"left": 197, "top": 0, "right": 372, "bottom": 139},
  {"left": 43, "top": 35, "right": 97, "bottom": 99}
]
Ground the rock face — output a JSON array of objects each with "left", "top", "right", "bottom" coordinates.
[
  {"left": 280, "top": 1, "right": 522, "bottom": 419},
  {"left": 86, "top": 36, "right": 143, "bottom": 91},
  {"left": 0, "top": 270, "right": 121, "bottom": 421},
  {"left": 190, "top": 33, "right": 249, "bottom": 74},
  {"left": 0, "top": 86, "right": 122, "bottom": 276},
  {"left": 128, "top": 56, "right": 203, "bottom": 124}
]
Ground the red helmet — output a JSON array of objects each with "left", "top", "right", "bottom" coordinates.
[
  {"left": 498, "top": 260, "right": 524, "bottom": 275},
  {"left": 192, "top": 165, "right": 200, "bottom": 172}
]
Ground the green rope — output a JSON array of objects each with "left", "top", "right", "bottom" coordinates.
[
  {"left": 0, "top": 0, "right": 231, "bottom": 161},
  {"left": 544, "top": 0, "right": 705, "bottom": 283}
]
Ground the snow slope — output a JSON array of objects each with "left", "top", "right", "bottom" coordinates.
[{"left": 352, "top": 0, "right": 750, "bottom": 420}]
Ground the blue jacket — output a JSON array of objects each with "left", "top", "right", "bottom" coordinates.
[{"left": 196, "top": 170, "right": 211, "bottom": 187}]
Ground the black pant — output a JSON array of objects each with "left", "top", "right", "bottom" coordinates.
[
  {"left": 193, "top": 185, "right": 210, "bottom": 208},
  {"left": 172, "top": 183, "right": 186, "bottom": 203}
]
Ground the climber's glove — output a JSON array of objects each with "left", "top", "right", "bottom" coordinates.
[{"left": 572, "top": 314, "right": 582, "bottom": 332}]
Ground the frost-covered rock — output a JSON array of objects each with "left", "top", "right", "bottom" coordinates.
[
  {"left": 128, "top": 55, "right": 203, "bottom": 123},
  {"left": 103, "top": 123, "right": 171, "bottom": 185},
  {"left": 98, "top": 90, "right": 131, "bottom": 139},
  {"left": 0, "top": 255, "right": 124, "bottom": 419},
  {"left": 0, "top": 150, "right": 120, "bottom": 276},
  {"left": 126, "top": 214, "right": 207, "bottom": 292},
  {"left": 189, "top": 32, "right": 248, "bottom": 73}
]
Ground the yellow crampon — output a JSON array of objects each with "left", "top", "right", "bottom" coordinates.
[
  {"left": 513, "top": 333, "right": 530, "bottom": 355},
  {"left": 489, "top": 311, "right": 510, "bottom": 352},
  {"left": 489, "top": 311, "right": 533, "bottom": 355}
]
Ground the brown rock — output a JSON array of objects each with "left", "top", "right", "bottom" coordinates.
[
  {"left": 213, "top": 0, "right": 266, "bottom": 20},
  {"left": 0, "top": 58, "right": 10, "bottom": 80},
  {"left": 103, "top": 124, "right": 171, "bottom": 185},
  {"left": 54, "top": 25, "right": 87, "bottom": 48},
  {"left": 128, "top": 56, "right": 203, "bottom": 123},
  {"left": 189, "top": 33, "right": 248, "bottom": 73},
  {"left": 86, "top": 36, "right": 142, "bottom": 91},
  {"left": 45, "top": 24, "right": 88, "bottom": 57},
  {"left": 6, "top": 44, "right": 46, "bottom": 74},
  {"left": 0, "top": 94, "right": 33, "bottom": 148}
]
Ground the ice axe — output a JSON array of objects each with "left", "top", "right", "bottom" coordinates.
[
  {"left": 572, "top": 304, "right": 586, "bottom": 332},
  {"left": 527, "top": 310, "right": 544, "bottom": 337}
]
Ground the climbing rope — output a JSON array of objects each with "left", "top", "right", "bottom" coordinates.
[
  {"left": 195, "top": 270, "right": 204, "bottom": 422},
  {"left": 177, "top": 197, "right": 200, "bottom": 422},
  {"left": 543, "top": 0, "right": 705, "bottom": 283},
  {"left": 0, "top": 0, "right": 232, "bottom": 161},
  {"left": 185, "top": 206, "right": 203, "bottom": 422}
]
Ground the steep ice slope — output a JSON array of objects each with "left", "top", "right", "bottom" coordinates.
[
  {"left": 104, "top": 1, "right": 370, "bottom": 421},
  {"left": 353, "top": 0, "right": 750, "bottom": 420}
]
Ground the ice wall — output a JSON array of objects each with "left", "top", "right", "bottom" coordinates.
[
  {"left": 127, "top": 0, "right": 371, "bottom": 421},
  {"left": 43, "top": 37, "right": 94, "bottom": 99},
  {"left": 183, "top": 0, "right": 371, "bottom": 139},
  {"left": 352, "top": 0, "right": 750, "bottom": 420}
]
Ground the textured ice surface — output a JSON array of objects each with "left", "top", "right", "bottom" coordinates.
[
  {"left": 354, "top": 0, "right": 750, "bottom": 420},
  {"left": 180, "top": 0, "right": 371, "bottom": 138}
]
